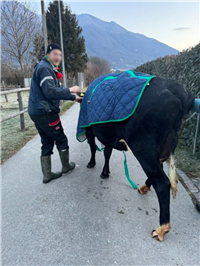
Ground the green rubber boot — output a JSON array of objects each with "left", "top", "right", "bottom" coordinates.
[
  {"left": 59, "top": 150, "right": 75, "bottom": 174},
  {"left": 41, "top": 155, "right": 62, "bottom": 184}
]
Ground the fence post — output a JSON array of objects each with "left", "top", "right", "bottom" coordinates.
[
  {"left": 2, "top": 81, "right": 8, "bottom": 102},
  {"left": 193, "top": 113, "right": 200, "bottom": 155},
  {"left": 17, "top": 91, "right": 25, "bottom": 131},
  {"left": 78, "top": 72, "right": 84, "bottom": 90}
]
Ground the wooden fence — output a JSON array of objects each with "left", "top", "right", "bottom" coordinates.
[
  {"left": 0, "top": 87, "right": 30, "bottom": 130},
  {"left": 0, "top": 72, "right": 85, "bottom": 131}
]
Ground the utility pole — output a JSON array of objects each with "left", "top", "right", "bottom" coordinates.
[
  {"left": 41, "top": 0, "right": 48, "bottom": 53},
  {"left": 58, "top": 1, "right": 67, "bottom": 88}
]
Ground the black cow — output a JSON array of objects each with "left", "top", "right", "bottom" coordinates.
[{"left": 85, "top": 77, "right": 195, "bottom": 241}]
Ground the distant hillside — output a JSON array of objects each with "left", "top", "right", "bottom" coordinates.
[{"left": 77, "top": 14, "right": 178, "bottom": 70}]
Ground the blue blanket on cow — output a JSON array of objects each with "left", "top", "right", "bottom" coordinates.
[{"left": 77, "top": 70, "right": 154, "bottom": 141}]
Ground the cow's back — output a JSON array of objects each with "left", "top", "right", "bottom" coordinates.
[{"left": 91, "top": 77, "right": 194, "bottom": 150}]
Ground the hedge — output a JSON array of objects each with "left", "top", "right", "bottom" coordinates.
[{"left": 134, "top": 43, "right": 200, "bottom": 151}]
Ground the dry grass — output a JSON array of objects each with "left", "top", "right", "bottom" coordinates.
[
  {"left": 175, "top": 141, "right": 200, "bottom": 179},
  {"left": 1, "top": 92, "right": 74, "bottom": 164}
]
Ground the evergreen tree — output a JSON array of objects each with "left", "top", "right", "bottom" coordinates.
[
  {"left": 46, "top": 1, "right": 63, "bottom": 44},
  {"left": 62, "top": 5, "right": 88, "bottom": 76},
  {"left": 46, "top": 1, "right": 88, "bottom": 76}
]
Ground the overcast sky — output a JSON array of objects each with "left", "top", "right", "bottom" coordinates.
[{"left": 27, "top": 0, "right": 199, "bottom": 52}]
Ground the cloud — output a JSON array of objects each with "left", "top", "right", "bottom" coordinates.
[{"left": 172, "top": 27, "right": 190, "bottom": 31}]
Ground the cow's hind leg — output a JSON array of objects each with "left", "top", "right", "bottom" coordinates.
[
  {"left": 138, "top": 162, "right": 166, "bottom": 194},
  {"left": 127, "top": 140, "right": 171, "bottom": 241},
  {"left": 86, "top": 128, "right": 96, "bottom": 168},
  {"left": 140, "top": 159, "right": 171, "bottom": 240},
  {"left": 121, "top": 139, "right": 152, "bottom": 195},
  {"left": 100, "top": 146, "right": 112, "bottom": 179},
  {"left": 138, "top": 179, "right": 152, "bottom": 194},
  {"left": 139, "top": 129, "right": 178, "bottom": 197}
]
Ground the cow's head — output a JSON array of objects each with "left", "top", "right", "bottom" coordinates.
[{"left": 184, "top": 90, "right": 194, "bottom": 114}]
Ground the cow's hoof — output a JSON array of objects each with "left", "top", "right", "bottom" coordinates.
[
  {"left": 151, "top": 223, "right": 171, "bottom": 241},
  {"left": 138, "top": 184, "right": 151, "bottom": 194},
  {"left": 100, "top": 172, "right": 109, "bottom": 179},
  {"left": 87, "top": 162, "right": 96, "bottom": 168}
]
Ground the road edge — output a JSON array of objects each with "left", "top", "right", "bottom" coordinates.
[{"left": 176, "top": 167, "right": 200, "bottom": 212}]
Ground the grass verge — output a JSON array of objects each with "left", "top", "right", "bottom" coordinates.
[
  {"left": 174, "top": 141, "right": 200, "bottom": 179},
  {"left": 1, "top": 101, "right": 74, "bottom": 164}
]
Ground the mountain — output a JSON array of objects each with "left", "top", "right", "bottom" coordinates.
[{"left": 77, "top": 14, "right": 178, "bottom": 70}]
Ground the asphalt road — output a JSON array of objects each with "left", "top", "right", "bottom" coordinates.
[{"left": 1, "top": 103, "right": 199, "bottom": 266}]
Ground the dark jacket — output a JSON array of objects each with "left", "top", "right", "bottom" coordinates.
[{"left": 28, "top": 57, "right": 76, "bottom": 115}]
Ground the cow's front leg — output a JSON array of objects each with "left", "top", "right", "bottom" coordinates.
[
  {"left": 86, "top": 128, "right": 96, "bottom": 168},
  {"left": 100, "top": 146, "right": 112, "bottom": 179}
]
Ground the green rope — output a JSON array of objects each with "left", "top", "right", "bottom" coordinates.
[
  {"left": 123, "top": 151, "right": 137, "bottom": 189},
  {"left": 86, "top": 140, "right": 137, "bottom": 189},
  {"left": 86, "top": 140, "right": 104, "bottom": 152},
  {"left": 95, "top": 145, "right": 104, "bottom": 152}
]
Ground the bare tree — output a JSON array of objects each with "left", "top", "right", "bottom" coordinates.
[
  {"left": 84, "top": 62, "right": 100, "bottom": 86},
  {"left": 89, "top": 56, "right": 111, "bottom": 76},
  {"left": 30, "top": 32, "right": 45, "bottom": 67},
  {"left": 84, "top": 57, "right": 111, "bottom": 86},
  {"left": 1, "top": 1, "right": 41, "bottom": 71}
]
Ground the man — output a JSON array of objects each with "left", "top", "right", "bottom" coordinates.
[{"left": 28, "top": 43, "right": 82, "bottom": 184}]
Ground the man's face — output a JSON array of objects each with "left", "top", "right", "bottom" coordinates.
[{"left": 47, "top": 49, "right": 62, "bottom": 66}]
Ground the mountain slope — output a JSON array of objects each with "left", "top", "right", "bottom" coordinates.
[{"left": 77, "top": 14, "right": 178, "bottom": 70}]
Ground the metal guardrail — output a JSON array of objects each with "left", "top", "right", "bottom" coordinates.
[
  {"left": 193, "top": 113, "right": 200, "bottom": 155},
  {"left": 185, "top": 111, "right": 200, "bottom": 155}
]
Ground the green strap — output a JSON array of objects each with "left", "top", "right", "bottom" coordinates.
[
  {"left": 95, "top": 145, "right": 104, "bottom": 152},
  {"left": 123, "top": 151, "right": 137, "bottom": 189},
  {"left": 86, "top": 140, "right": 104, "bottom": 151},
  {"left": 86, "top": 140, "right": 137, "bottom": 189}
]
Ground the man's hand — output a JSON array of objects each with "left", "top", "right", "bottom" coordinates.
[
  {"left": 69, "top": 85, "right": 81, "bottom": 93},
  {"left": 75, "top": 97, "right": 83, "bottom": 103}
]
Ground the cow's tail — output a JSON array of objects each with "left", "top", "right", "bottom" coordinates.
[{"left": 169, "top": 153, "right": 178, "bottom": 199}]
